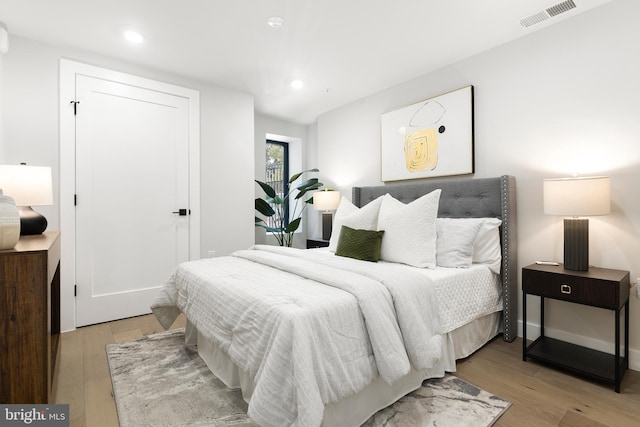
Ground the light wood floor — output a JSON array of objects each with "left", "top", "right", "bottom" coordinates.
[{"left": 52, "top": 314, "right": 640, "bottom": 427}]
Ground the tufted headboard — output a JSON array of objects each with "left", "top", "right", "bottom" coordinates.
[{"left": 352, "top": 175, "right": 518, "bottom": 342}]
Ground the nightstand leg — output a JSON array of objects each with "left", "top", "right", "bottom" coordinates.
[
  {"left": 522, "top": 292, "right": 527, "bottom": 361},
  {"left": 615, "top": 306, "right": 620, "bottom": 393},
  {"left": 625, "top": 301, "right": 629, "bottom": 368},
  {"left": 540, "top": 296, "right": 545, "bottom": 337}
]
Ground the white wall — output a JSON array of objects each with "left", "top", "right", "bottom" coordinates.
[
  {"left": 199, "top": 84, "right": 254, "bottom": 258},
  {"left": 2, "top": 38, "right": 60, "bottom": 225},
  {"left": 1, "top": 36, "right": 255, "bottom": 330},
  {"left": 314, "top": 0, "right": 640, "bottom": 369}
]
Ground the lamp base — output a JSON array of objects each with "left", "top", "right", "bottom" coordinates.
[
  {"left": 322, "top": 212, "right": 333, "bottom": 241},
  {"left": 18, "top": 206, "right": 48, "bottom": 235},
  {"left": 564, "top": 218, "right": 588, "bottom": 271}
]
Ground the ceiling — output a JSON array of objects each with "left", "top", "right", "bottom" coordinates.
[{"left": 0, "top": 0, "right": 612, "bottom": 124}]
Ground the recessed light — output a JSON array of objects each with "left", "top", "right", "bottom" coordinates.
[
  {"left": 267, "top": 16, "right": 285, "bottom": 29},
  {"left": 123, "top": 30, "right": 145, "bottom": 44},
  {"left": 290, "top": 80, "right": 304, "bottom": 89}
]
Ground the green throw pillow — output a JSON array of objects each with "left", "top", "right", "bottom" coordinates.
[{"left": 335, "top": 225, "right": 385, "bottom": 262}]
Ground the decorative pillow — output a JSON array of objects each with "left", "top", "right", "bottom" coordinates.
[
  {"left": 377, "top": 190, "right": 441, "bottom": 268},
  {"left": 435, "top": 217, "right": 502, "bottom": 273},
  {"left": 472, "top": 218, "right": 502, "bottom": 274},
  {"left": 328, "top": 195, "right": 384, "bottom": 252},
  {"left": 436, "top": 218, "right": 483, "bottom": 268},
  {"left": 335, "top": 226, "right": 385, "bottom": 262}
]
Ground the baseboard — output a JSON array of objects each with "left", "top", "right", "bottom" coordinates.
[{"left": 518, "top": 320, "right": 639, "bottom": 372}]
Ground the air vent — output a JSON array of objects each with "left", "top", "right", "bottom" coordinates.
[
  {"left": 520, "top": 0, "right": 577, "bottom": 28},
  {"left": 520, "top": 11, "right": 549, "bottom": 27},
  {"left": 547, "top": 0, "right": 577, "bottom": 16}
]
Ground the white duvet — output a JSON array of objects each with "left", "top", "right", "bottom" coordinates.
[{"left": 151, "top": 245, "right": 500, "bottom": 427}]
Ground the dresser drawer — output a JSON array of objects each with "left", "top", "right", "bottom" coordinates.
[{"left": 522, "top": 266, "right": 629, "bottom": 310}]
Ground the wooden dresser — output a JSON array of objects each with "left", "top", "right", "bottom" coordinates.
[{"left": 0, "top": 232, "right": 61, "bottom": 403}]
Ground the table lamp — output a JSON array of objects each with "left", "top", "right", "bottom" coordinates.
[
  {"left": 313, "top": 190, "right": 341, "bottom": 240},
  {"left": 543, "top": 176, "right": 610, "bottom": 271},
  {"left": 0, "top": 164, "right": 53, "bottom": 235}
]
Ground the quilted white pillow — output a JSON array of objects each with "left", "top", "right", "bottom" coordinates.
[
  {"left": 328, "top": 195, "right": 384, "bottom": 252},
  {"left": 377, "top": 190, "right": 441, "bottom": 268},
  {"left": 435, "top": 217, "right": 502, "bottom": 273},
  {"left": 436, "top": 218, "right": 483, "bottom": 268},
  {"left": 473, "top": 218, "right": 502, "bottom": 274}
]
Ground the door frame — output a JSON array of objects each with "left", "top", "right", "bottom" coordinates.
[{"left": 59, "top": 59, "right": 200, "bottom": 331}]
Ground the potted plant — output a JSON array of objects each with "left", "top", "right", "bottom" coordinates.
[{"left": 255, "top": 168, "right": 323, "bottom": 247}]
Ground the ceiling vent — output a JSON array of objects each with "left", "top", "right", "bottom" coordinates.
[{"left": 520, "top": 0, "right": 577, "bottom": 28}]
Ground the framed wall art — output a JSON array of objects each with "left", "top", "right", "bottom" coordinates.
[{"left": 380, "top": 85, "right": 474, "bottom": 181}]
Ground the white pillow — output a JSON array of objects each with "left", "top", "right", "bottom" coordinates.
[
  {"left": 377, "top": 190, "right": 441, "bottom": 268},
  {"left": 473, "top": 218, "right": 502, "bottom": 274},
  {"left": 436, "top": 218, "right": 483, "bottom": 268},
  {"left": 435, "top": 217, "right": 502, "bottom": 273},
  {"left": 328, "top": 195, "right": 384, "bottom": 252}
]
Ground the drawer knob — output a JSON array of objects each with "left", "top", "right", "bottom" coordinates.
[{"left": 560, "top": 284, "right": 572, "bottom": 294}]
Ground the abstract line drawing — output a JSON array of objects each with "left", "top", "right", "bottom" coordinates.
[
  {"left": 381, "top": 86, "right": 474, "bottom": 182},
  {"left": 403, "top": 100, "right": 446, "bottom": 172}
]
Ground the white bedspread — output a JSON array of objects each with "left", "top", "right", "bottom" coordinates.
[{"left": 151, "top": 245, "right": 498, "bottom": 427}]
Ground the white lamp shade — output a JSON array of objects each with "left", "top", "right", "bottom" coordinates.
[
  {"left": 543, "top": 176, "right": 610, "bottom": 216},
  {"left": 313, "top": 190, "right": 341, "bottom": 211},
  {"left": 0, "top": 165, "right": 53, "bottom": 206}
]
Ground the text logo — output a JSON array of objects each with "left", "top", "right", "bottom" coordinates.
[{"left": 1, "top": 405, "right": 69, "bottom": 426}]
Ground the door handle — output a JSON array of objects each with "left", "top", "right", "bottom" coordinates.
[{"left": 172, "top": 209, "right": 189, "bottom": 216}]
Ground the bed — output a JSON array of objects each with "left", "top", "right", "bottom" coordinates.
[{"left": 152, "top": 174, "right": 517, "bottom": 427}]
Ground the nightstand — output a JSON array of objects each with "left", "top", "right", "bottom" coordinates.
[
  {"left": 522, "top": 263, "right": 630, "bottom": 392},
  {"left": 306, "top": 238, "right": 330, "bottom": 249}
]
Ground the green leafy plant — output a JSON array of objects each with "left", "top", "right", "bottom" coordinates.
[{"left": 255, "top": 168, "right": 323, "bottom": 247}]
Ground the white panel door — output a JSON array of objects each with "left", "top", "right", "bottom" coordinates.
[{"left": 75, "top": 75, "right": 190, "bottom": 327}]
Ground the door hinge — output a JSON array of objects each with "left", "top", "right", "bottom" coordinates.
[
  {"left": 74, "top": 284, "right": 77, "bottom": 297},
  {"left": 70, "top": 100, "right": 80, "bottom": 115},
  {"left": 74, "top": 194, "right": 77, "bottom": 206}
]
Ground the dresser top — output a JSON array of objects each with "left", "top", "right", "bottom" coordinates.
[{"left": 0, "top": 231, "right": 60, "bottom": 254}]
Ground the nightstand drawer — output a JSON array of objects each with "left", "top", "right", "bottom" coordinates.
[
  {"left": 522, "top": 265, "right": 629, "bottom": 309},
  {"left": 306, "top": 238, "right": 330, "bottom": 249}
]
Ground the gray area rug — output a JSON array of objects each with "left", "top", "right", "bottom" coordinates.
[{"left": 107, "top": 328, "right": 510, "bottom": 426}]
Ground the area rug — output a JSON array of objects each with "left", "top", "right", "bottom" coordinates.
[{"left": 106, "top": 329, "right": 510, "bottom": 427}]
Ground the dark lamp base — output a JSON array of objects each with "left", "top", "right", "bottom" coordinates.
[
  {"left": 322, "top": 212, "right": 333, "bottom": 241},
  {"left": 18, "top": 206, "right": 48, "bottom": 235},
  {"left": 564, "top": 218, "right": 588, "bottom": 271}
]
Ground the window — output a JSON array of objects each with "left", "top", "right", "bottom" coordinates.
[{"left": 265, "top": 140, "right": 289, "bottom": 228}]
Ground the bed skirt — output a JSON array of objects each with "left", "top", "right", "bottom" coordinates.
[{"left": 186, "top": 311, "right": 501, "bottom": 427}]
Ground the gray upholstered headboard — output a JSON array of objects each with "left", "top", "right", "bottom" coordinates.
[{"left": 352, "top": 175, "right": 518, "bottom": 342}]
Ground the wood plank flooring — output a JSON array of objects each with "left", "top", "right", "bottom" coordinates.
[
  {"left": 52, "top": 315, "right": 640, "bottom": 426},
  {"left": 52, "top": 314, "right": 186, "bottom": 427}
]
